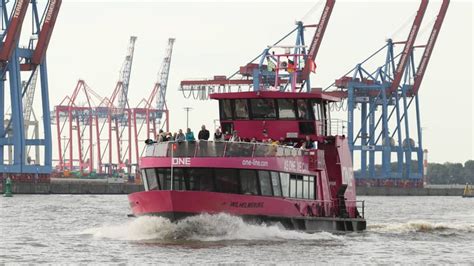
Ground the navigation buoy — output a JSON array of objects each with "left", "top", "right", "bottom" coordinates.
[{"left": 3, "top": 177, "right": 12, "bottom": 197}]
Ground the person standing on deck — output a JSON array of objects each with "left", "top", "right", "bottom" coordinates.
[
  {"left": 185, "top": 128, "right": 195, "bottom": 141},
  {"left": 304, "top": 135, "right": 315, "bottom": 149},
  {"left": 176, "top": 129, "right": 185, "bottom": 142},
  {"left": 198, "top": 125, "right": 210, "bottom": 140},
  {"left": 214, "top": 128, "right": 223, "bottom": 141}
]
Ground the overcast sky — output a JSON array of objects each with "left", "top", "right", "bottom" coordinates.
[{"left": 32, "top": 0, "right": 473, "bottom": 164}]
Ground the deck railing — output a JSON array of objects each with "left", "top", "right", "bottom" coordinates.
[{"left": 144, "top": 140, "right": 307, "bottom": 158}]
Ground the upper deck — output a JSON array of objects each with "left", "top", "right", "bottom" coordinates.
[
  {"left": 141, "top": 140, "right": 325, "bottom": 176},
  {"left": 210, "top": 90, "right": 345, "bottom": 142}
]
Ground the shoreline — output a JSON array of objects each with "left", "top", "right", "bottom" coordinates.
[{"left": 0, "top": 178, "right": 466, "bottom": 196}]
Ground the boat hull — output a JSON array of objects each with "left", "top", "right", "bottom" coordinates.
[{"left": 128, "top": 190, "right": 366, "bottom": 232}]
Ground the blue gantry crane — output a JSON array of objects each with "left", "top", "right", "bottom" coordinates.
[
  {"left": 1, "top": 0, "right": 61, "bottom": 181},
  {"left": 327, "top": 0, "right": 449, "bottom": 186}
]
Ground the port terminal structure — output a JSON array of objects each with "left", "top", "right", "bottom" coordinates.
[
  {"left": 0, "top": 0, "right": 61, "bottom": 182},
  {"left": 180, "top": 0, "right": 449, "bottom": 186},
  {"left": 53, "top": 38, "right": 175, "bottom": 180},
  {"left": 325, "top": 0, "right": 449, "bottom": 185}
]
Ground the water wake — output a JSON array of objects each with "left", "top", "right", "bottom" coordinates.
[
  {"left": 368, "top": 220, "right": 474, "bottom": 234},
  {"left": 80, "top": 213, "right": 342, "bottom": 242}
]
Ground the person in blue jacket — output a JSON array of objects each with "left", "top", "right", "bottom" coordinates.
[{"left": 185, "top": 128, "right": 195, "bottom": 141}]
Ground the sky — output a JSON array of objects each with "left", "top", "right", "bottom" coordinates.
[{"left": 21, "top": 0, "right": 473, "bottom": 164}]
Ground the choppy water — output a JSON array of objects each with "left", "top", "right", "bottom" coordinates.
[{"left": 1, "top": 195, "right": 473, "bottom": 264}]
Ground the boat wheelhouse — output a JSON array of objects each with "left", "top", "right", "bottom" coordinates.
[{"left": 128, "top": 90, "right": 366, "bottom": 232}]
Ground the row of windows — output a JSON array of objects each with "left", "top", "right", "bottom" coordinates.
[
  {"left": 143, "top": 168, "right": 316, "bottom": 200},
  {"left": 220, "top": 99, "right": 325, "bottom": 121}
]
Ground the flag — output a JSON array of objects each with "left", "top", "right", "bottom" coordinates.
[
  {"left": 287, "top": 59, "right": 296, "bottom": 73},
  {"left": 308, "top": 58, "right": 317, "bottom": 73}
]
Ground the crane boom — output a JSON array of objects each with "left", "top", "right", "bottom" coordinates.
[
  {"left": 31, "top": 0, "right": 62, "bottom": 65},
  {"left": 155, "top": 38, "right": 175, "bottom": 120},
  {"left": 0, "top": 0, "right": 29, "bottom": 61},
  {"left": 412, "top": 0, "right": 449, "bottom": 94},
  {"left": 301, "top": 0, "right": 335, "bottom": 80},
  {"left": 389, "top": 0, "right": 428, "bottom": 94},
  {"left": 117, "top": 36, "right": 137, "bottom": 109}
]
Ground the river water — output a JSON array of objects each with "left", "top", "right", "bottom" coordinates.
[{"left": 1, "top": 195, "right": 473, "bottom": 264}]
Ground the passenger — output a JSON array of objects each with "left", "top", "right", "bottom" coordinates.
[
  {"left": 156, "top": 129, "right": 164, "bottom": 142},
  {"left": 176, "top": 129, "right": 185, "bottom": 142},
  {"left": 185, "top": 128, "right": 195, "bottom": 141},
  {"left": 229, "top": 130, "right": 241, "bottom": 142},
  {"left": 171, "top": 132, "right": 177, "bottom": 141},
  {"left": 214, "top": 128, "right": 223, "bottom": 141},
  {"left": 304, "top": 135, "right": 315, "bottom": 149},
  {"left": 262, "top": 130, "right": 271, "bottom": 143},
  {"left": 198, "top": 125, "right": 210, "bottom": 141},
  {"left": 165, "top": 132, "right": 172, "bottom": 141},
  {"left": 162, "top": 131, "right": 170, "bottom": 142}
]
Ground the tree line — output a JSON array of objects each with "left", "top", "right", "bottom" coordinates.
[
  {"left": 427, "top": 160, "right": 474, "bottom": 184},
  {"left": 354, "top": 160, "right": 474, "bottom": 184}
]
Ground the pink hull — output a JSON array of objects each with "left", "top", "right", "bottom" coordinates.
[{"left": 129, "top": 190, "right": 331, "bottom": 218}]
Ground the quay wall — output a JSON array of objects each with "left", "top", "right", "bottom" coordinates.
[
  {"left": 0, "top": 179, "right": 465, "bottom": 196},
  {"left": 1, "top": 178, "right": 144, "bottom": 194},
  {"left": 356, "top": 186, "right": 464, "bottom": 196}
]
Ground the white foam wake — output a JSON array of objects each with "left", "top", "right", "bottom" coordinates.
[
  {"left": 368, "top": 220, "right": 474, "bottom": 234},
  {"left": 80, "top": 213, "right": 343, "bottom": 242}
]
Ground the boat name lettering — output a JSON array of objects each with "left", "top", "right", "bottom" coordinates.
[
  {"left": 283, "top": 160, "right": 308, "bottom": 172},
  {"left": 172, "top": 157, "right": 191, "bottom": 166},
  {"left": 241, "top": 159, "right": 269, "bottom": 167},
  {"left": 229, "top": 202, "right": 264, "bottom": 208}
]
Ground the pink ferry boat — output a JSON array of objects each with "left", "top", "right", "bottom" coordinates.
[{"left": 128, "top": 90, "right": 366, "bottom": 232}]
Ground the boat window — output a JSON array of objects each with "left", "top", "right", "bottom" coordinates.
[
  {"left": 221, "top": 122, "right": 234, "bottom": 135},
  {"left": 277, "top": 99, "right": 296, "bottom": 119},
  {"left": 193, "top": 168, "right": 215, "bottom": 192},
  {"left": 141, "top": 170, "right": 149, "bottom": 191},
  {"left": 148, "top": 168, "right": 317, "bottom": 199},
  {"left": 240, "top": 169, "right": 259, "bottom": 195},
  {"left": 145, "top": 168, "right": 158, "bottom": 190},
  {"left": 303, "top": 176, "right": 309, "bottom": 199},
  {"left": 296, "top": 175, "right": 303, "bottom": 198},
  {"left": 250, "top": 99, "right": 276, "bottom": 119},
  {"left": 196, "top": 169, "right": 215, "bottom": 191},
  {"left": 158, "top": 168, "right": 171, "bottom": 190},
  {"left": 297, "top": 99, "right": 314, "bottom": 120},
  {"left": 312, "top": 100, "right": 322, "bottom": 121},
  {"left": 322, "top": 101, "right": 330, "bottom": 135},
  {"left": 220, "top": 99, "right": 233, "bottom": 120},
  {"left": 258, "top": 171, "right": 273, "bottom": 196},
  {"left": 234, "top": 99, "right": 249, "bottom": 119},
  {"left": 309, "top": 176, "right": 315, "bottom": 199},
  {"left": 280, "top": 172, "right": 290, "bottom": 197},
  {"left": 173, "top": 168, "right": 186, "bottom": 190},
  {"left": 215, "top": 169, "right": 240, "bottom": 194},
  {"left": 270, "top": 172, "right": 282, "bottom": 197},
  {"left": 289, "top": 174, "right": 297, "bottom": 198}
]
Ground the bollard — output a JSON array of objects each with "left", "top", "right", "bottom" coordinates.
[{"left": 4, "top": 177, "right": 13, "bottom": 197}]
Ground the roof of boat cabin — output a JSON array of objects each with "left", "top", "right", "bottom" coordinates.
[{"left": 210, "top": 90, "right": 341, "bottom": 102}]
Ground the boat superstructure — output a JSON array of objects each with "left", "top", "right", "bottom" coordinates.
[{"left": 129, "top": 91, "right": 366, "bottom": 232}]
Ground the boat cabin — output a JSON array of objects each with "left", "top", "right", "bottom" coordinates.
[{"left": 210, "top": 90, "right": 340, "bottom": 142}]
